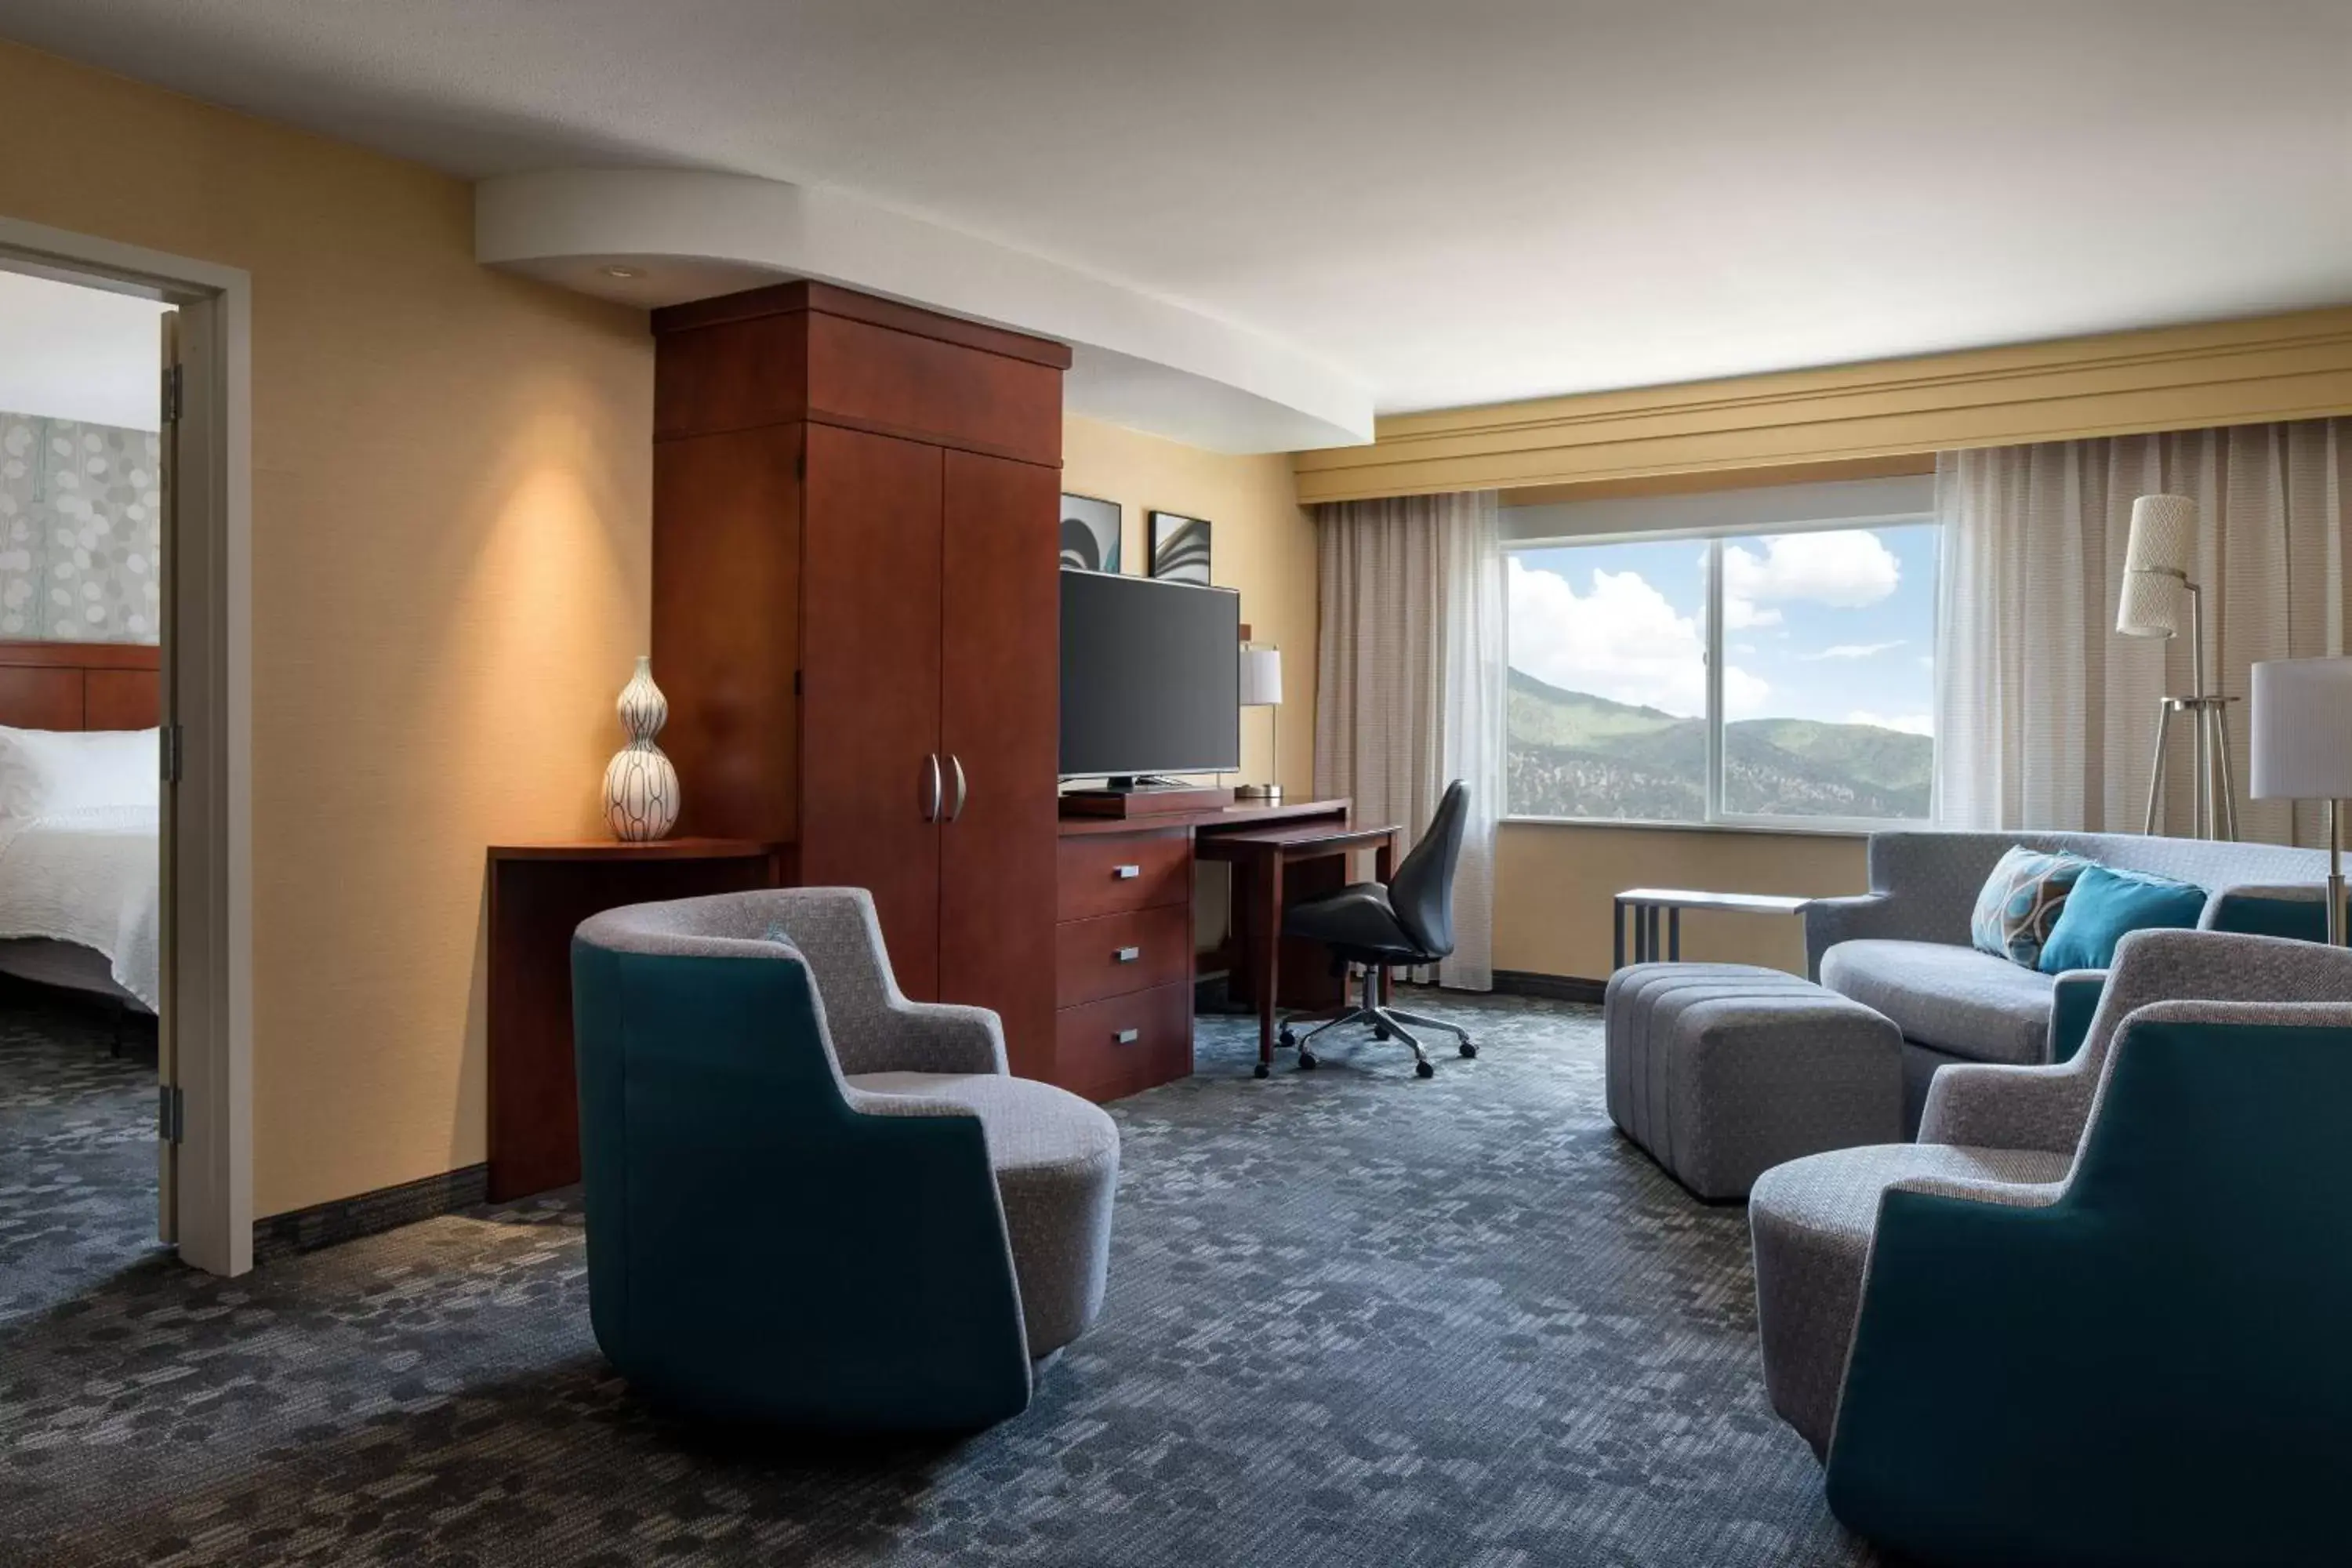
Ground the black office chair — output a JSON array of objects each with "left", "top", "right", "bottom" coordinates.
[{"left": 1274, "top": 779, "right": 1475, "bottom": 1079}]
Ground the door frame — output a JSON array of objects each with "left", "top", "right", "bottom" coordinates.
[{"left": 0, "top": 214, "right": 254, "bottom": 1276}]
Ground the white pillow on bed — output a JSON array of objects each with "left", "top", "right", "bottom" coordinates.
[{"left": 0, "top": 725, "right": 158, "bottom": 818}]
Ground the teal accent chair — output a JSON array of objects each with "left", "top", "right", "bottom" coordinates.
[
  {"left": 2045, "top": 882, "right": 2349, "bottom": 1062},
  {"left": 1751, "top": 930, "right": 2352, "bottom": 1567},
  {"left": 571, "top": 887, "right": 1120, "bottom": 1432}
]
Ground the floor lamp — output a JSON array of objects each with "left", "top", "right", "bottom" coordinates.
[
  {"left": 2117, "top": 494, "right": 2239, "bottom": 840},
  {"left": 2251, "top": 657, "right": 2352, "bottom": 946}
]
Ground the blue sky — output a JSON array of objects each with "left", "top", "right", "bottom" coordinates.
[{"left": 1507, "top": 523, "right": 1938, "bottom": 734}]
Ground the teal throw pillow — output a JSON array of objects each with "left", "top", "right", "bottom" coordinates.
[
  {"left": 1969, "top": 846, "right": 2092, "bottom": 969},
  {"left": 2037, "top": 865, "right": 2207, "bottom": 974}
]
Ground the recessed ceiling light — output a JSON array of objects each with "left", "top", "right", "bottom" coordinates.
[{"left": 601, "top": 264, "right": 645, "bottom": 280}]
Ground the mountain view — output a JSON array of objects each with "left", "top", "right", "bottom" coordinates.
[{"left": 1507, "top": 668, "right": 1933, "bottom": 820}]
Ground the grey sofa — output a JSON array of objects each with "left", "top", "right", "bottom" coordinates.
[{"left": 1803, "top": 829, "right": 2329, "bottom": 1120}]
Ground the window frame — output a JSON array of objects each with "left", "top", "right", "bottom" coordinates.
[{"left": 1501, "top": 510, "right": 1940, "bottom": 834}]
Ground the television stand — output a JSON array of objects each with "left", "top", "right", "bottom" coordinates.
[{"left": 1059, "top": 782, "right": 1235, "bottom": 818}]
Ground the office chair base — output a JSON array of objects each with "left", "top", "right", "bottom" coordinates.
[{"left": 1276, "top": 968, "right": 1473, "bottom": 1076}]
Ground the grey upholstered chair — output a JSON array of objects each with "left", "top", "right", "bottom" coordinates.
[
  {"left": 1748, "top": 928, "right": 2352, "bottom": 1564},
  {"left": 572, "top": 887, "right": 1120, "bottom": 1430}
]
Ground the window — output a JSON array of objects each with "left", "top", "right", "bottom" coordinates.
[{"left": 1505, "top": 519, "right": 1938, "bottom": 826}]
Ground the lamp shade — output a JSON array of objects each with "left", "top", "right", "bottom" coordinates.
[
  {"left": 2116, "top": 569, "right": 2181, "bottom": 638},
  {"left": 2116, "top": 494, "right": 2198, "bottom": 638},
  {"left": 1238, "top": 646, "right": 1283, "bottom": 708},
  {"left": 2250, "top": 657, "right": 2352, "bottom": 800},
  {"left": 2124, "top": 494, "right": 2198, "bottom": 575}
]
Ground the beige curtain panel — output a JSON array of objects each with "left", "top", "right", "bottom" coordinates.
[
  {"left": 1935, "top": 418, "right": 2350, "bottom": 845},
  {"left": 1312, "top": 491, "right": 1502, "bottom": 990}
]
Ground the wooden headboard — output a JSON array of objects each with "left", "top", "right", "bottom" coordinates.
[{"left": 0, "top": 640, "right": 162, "bottom": 731}]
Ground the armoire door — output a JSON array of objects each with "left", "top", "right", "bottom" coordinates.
[
  {"left": 799, "top": 422, "right": 946, "bottom": 998},
  {"left": 938, "top": 449, "right": 1061, "bottom": 1078}
]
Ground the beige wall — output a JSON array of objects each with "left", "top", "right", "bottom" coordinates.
[
  {"left": 1495, "top": 822, "right": 1869, "bottom": 980},
  {"left": 0, "top": 42, "right": 652, "bottom": 1216},
  {"left": 1061, "top": 416, "right": 1316, "bottom": 795}
]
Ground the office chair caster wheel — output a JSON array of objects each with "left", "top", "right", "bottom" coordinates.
[
  {"left": 1458, "top": 1041, "right": 1478, "bottom": 1059},
  {"left": 1374, "top": 1024, "right": 1393, "bottom": 1041},
  {"left": 1253, "top": 1062, "right": 1270, "bottom": 1080},
  {"left": 1278, "top": 1026, "right": 1298, "bottom": 1049},
  {"left": 1414, "top": 1059, "right": 1436, "bottom": 1080},
  {"left": 1297, "top": 1048, "right": 1319, "bottom": 1070}
]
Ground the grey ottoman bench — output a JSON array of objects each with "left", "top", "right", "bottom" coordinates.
[{"left": 1605, "top": 963, "right": 1904, "bottom": 1200}]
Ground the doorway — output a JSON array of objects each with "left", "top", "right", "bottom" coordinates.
[
  {"left": 0, "top": 216, "right": 249, "bottom": 1279},
  {"left": 0, "top": 269, "right": 173, "bottom": 1305}
]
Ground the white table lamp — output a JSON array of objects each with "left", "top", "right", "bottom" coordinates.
[
  {"left": 2251, "top": 657, "right": 2352, "bottom": 945},
  {"left": 1236, "top": 645, "right": 1284, "bottom": 802},
  {"left": 2117, "top": 494, "right": 2238, "bottom": 839}
]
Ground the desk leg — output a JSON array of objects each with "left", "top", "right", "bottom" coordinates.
[
  {"left": 1375, "top": 839, "right": 1396, "bottom": 1004},
  {"left": 1613, "top": 898, "right": 1624, "bottom": 971},
  {"left": 1257, "top": 852, "right": 1284, "bottom": 1078},
  {"left": 1669, "top": 907, "right": 1681, "bottom": 961}
]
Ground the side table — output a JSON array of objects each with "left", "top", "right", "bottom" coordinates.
[
  {"left": 1613, "top": 887, "right": 1813, "bottom": 967},
  {"left": 488, "top": 838, "right": 785, "bottom": 1200}
]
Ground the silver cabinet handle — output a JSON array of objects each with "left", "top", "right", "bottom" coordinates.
[
  {"left": 922, "top": 754, "right": 942, "bottom": 822},
  {"left": 1112, "top": 864, "right": 1142, "bottom": 880},
  {"left": 1113, "top": 1028, "right": 1140, "bottom": 1045},
  {"left": 1113, "top": 946, "right": 1142, "bottom": 964},
  {"left": 948, "top": 754, "right": 967, "bottom": 822}
]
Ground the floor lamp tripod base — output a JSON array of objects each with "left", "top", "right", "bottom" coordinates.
[{"left": 2142, "top": 692, "right": 2241, "bottom": 840}]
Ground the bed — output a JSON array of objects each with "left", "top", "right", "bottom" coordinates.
[{"left": 0, "top": 641, "right": 162, "bottom": 1014}]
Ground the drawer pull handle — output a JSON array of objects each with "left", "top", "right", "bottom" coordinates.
[
  {"left": 1113, "top": 1028, "right": 1140, "bottom": 1044},
  {"left": 1113, "top": 946, "right": 1142, "bottom": 963},
  {"left": 1112, "top": 864, "right": 1142, "bottom": 880}
]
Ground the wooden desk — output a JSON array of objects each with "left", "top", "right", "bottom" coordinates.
[
  {"left": 1196, "top": 821, "right": 1400, "bottom": 1078},
  {"left": 487, "top": 838, "right": 785, "bottom": 1199},
  {"left": 1054, "top": 796, "right": 1355, "bottom": 1098}
]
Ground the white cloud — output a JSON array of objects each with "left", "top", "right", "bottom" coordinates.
[
  {"left": 1723, "top": 532, "right": 1902, "bottom": 628},
  {"left": 1508, "top": 557, "right": 1768, "bottom": 718},
  {"left": 1846, "top": 710, "right": 1935, "bottom": 736},
  {"left": 1799, "top": 639, "right": 1907, "bottom": 662}
]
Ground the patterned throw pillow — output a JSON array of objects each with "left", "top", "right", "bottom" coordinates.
[{"left": 1969, "top": 847, "right": 2092, "bottom": 968}]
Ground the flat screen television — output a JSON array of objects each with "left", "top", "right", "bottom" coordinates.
[{"left": 1059, "top": 568, "right": 1240, "bottom": 781}]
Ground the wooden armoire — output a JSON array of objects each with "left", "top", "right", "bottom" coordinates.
[{"left": 649, "top": 281, "right": 1070, "bottom": 1080}]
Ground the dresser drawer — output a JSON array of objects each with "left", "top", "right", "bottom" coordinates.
[
  {"left": 1057, "top": 829, "right": 1191, "bottom": 920},
  {"left": 1055, "top": 982, "right": 1192, "bottom": 1102},
  {"left": 1054, "top": 903, "right": 1190, "bottom": 1008}
]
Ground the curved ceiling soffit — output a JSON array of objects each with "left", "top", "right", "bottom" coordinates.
[{"left": 475, "top": 168, "right": 1373, "bottom": 456}]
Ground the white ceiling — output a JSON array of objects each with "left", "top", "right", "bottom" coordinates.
[
  {"left": 0, "top": 270, "right": 169, "bottom": 430},
  {"left": 4, "top": 0, "right": 2348, "bottom": 439}
]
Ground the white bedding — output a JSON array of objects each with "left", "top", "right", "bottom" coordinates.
[{"left": 0, "top": 804, "right": 160, "bottom": 1010}]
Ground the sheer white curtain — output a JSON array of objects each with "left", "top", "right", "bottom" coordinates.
[
  {"left": 1936, "top": 418, "right": 2350, "bottom": 845},
  {"left": 1312, "top": 491, "right": 1502, "bottom": 989}
]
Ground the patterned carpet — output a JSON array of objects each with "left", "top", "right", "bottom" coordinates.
[{"left": 0, "top": 989, "right": 1876, "bottom": 1567}]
